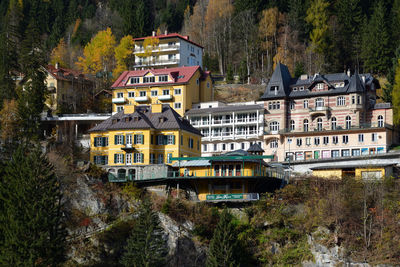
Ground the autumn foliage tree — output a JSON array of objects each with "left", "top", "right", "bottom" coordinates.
[
  {"left": 50, "top": 38, "right": 69, "bottom": 68},
  {"left": 114, "top": 35, "right": 134, "bottom": 78}
]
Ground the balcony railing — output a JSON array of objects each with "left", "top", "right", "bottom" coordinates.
[
  {"left": 134, "top": 45, "right": 180, "bottom": 53},
  {"left": 112, "top": 97, "right": 127, "bottom": 104},
  {"left": 134, "top": 96, "right": 149, "bottom": 102},
  {"left": 158, "top": 94, "right": 172, "bottom": 101},
  {"left": 134, "top": 59, "right": 179, "bottom": 67}
]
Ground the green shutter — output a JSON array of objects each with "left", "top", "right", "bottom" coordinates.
[
  {"left": 134, "top": 134, "right": 137, "bottom": 144},
  {"left": 94, "top": 137, "right": 98, "bottom": 147},
  {"left": 122, "top": 135, "right": 125, "bottom": 145},
  {"left": 140, "top": 134, "right": 144, "bottom": 144},
  {"left": 122, "top": 154, "right": 124, "bottom": 163},
  {"left": 114, "top": 154, "right": 117, "bottom": 163},
  {"left": 141, "top": 153, "right": 144, "bottom": 163},
  {"left": 156, "top": 135, "right": 159, "bottom": 145},
  {"left": 114, "top": 135, "right": 117, "bottom": 145},
  {"left": 163, "top": 135, "right": 167, "bottom": 145},
  {"left": 133, "top": 153, "right": 137, "bottom": 163},
  {"left": 173, "top": 135, "right": 175, "bottom": 144}
]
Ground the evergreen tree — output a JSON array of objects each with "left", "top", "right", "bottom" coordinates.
[
  {"left": 0, "top": 145, "right": 66, "bottom": 266},
  {"left": 206, "top": 209, "right": 240, "bottom": 267},
  {"left": 120, "top": 199, "right": 168, "bottom": 267},
  {"left": 361, "top": 0, "right": 391, "bottom": 75},
  {"left": 383, "top": 46, "right": 400, "bottom": 103},
  {"left": 392, "top": 58, "right": 400, "bottom": 125},
  {"left": 226, "top": 64, "right": 234, "bottom": 83}
]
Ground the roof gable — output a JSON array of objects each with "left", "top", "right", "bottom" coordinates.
[{"left": 262, "top": 63, "right": 292, "bottom": 99}]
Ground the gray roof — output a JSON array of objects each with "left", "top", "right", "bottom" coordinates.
[
  {"left": 247, "top": 143, "right": 264, "bottom": 153},
  {"left": 262, "top": 64, "right": 380, "bottom": 100},
  {"left": 311, "top": 163, "right": 395, "bottom": 170},
  {"left": 172, "top": 160, "right": 211, "bottom": 167},
  {"left": 186, "top": 104, "right": 264, "bottom": 115},
  {"left": 89, "top": 105, "right": 202, "bottom": 136}
]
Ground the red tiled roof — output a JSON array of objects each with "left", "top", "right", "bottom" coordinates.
[
  {"left": 111, "top": 66, "right": 201, "bottom": 89},
  {"left": 46, "top": 65, "right": 91, "bottom": 81},
  {"left": 133, "top": 33, "right": 203, "bottom": 48}
]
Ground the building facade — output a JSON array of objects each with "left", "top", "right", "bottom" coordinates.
[
  {"left": 262, "top": 63, "right": 396, "bottom": 162},
  {"left": 186, "top": 101, "right": 265, "bottom": 156},
  {"left": 110, "top": 66, "right": 212, "bottom": 116},
  {"left": 45, "top": 64, "right": 94, "bottom": 113},
  {"left": 89, "top": 104, "right": 202, "bottom": 181},
  {"left": 133, "top": 32, "right": 203, "bottom": 69}
]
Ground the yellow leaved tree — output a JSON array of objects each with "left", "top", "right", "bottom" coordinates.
[
  {"left": 136, "top": 36, "right": 160, "bottom": 66},
  {"left": 76, "top": 27, "right": 117, "bottom": 75},
  {"left": 113, "top": 35, "right": 134, "bottom": 78},
  {"left": 50, "top": 38, "right": 69, "bottom": 68}
]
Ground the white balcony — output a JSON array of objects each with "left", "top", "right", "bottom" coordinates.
[
  {"left": 112, "top": 98, "right": 127, "bottom": 104},
  {"left": 158, "top": 95, "right": 172, "bottom": 101},
  {"left": 135, "top": 96, "right": 149, "bottom": 102}
]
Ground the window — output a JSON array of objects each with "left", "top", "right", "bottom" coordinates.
[
  {"left": 337, "top": 96, "right": 345, "bottom": 106},
  {"left": 268, "top": 101, "right": 280, "bottom": 110},
  {"left": 126, "top": 153, "right": 132, "bottom": 164},
  {"left": 222, "top": 144, "right": 226, "bottom": 150},
  {"left": 378, "top": 115, "right": 384, "bottom": 127},
  {"left": 162, "top": 89, "right": 169, "bottom": 95},
  {"left": 293, "top": 87, "right": 297, "bottom": 91},
  {"left": 332, "top": 136, "right": 338, "bottom": 144},
  {"left": 323, "top": 136, "right": 329, "bottom": 145},
  {"left": 159, "top": 75, "right": 168, "bottom": 82},
  {"left": 331, "top": 117, "right": 337, "bottom": 130},
  {"left": 342, "top": 149, "right": 350, "bottom": 157},
  {"left": 203, "top": 144, "right": 207, "bottom": 151},
  {"left": 357, "top": 95, "right": 361, "bottom": 104},
  {"left": 372, "top": 133, "right": 378, "bottom": 142},
  {"left": 270, "top": 86, "right": 279, "bottom": 95},
  {"left": 94, "top": 137, "right": 108, "bottom": 147},
  {"left": 157, "top": 154, "right": 163, "bottom": 164},
  {"left": 317, "top": 118, "right": 323, "bottom": 131},
  {"left": 358, "top": 134, "right": 364, "bottom": 142},
  {"left": 196, "top": 79, "right": 199, "bottom": 85},
  {"left": 331, "top": 150, "right": 340, "bottom": 158},
  {"left": 230, "top": 143, "right": 234, "bottom": 150},
  {"left": 167, "top": 153, "right": 172, "bottom": 163},
  {"left": 143, "top": 76, "right": 155, "bottom": 83},
  {"left": 316, "top": 83, "right": 324, "bottom": 90},
  {"left": 214, "top": 144, "right": 217, "bottom": 151},
  {"left": 167, "top": 135, "right": 175, "bottom": 145},
  {"left": 174, "top": 102, "right": 182, "bottom": 109},
  {"left": 270, "top": 139, "right": 278, "bottom": 148},
  {"left": 270, "top": 121, "right": 280, "bottom": 132},
  {"left": 180, "top": 135, "right": 183, "bottom": 145},
  {"left": 128, "top": 92, "right": 135, "bottom": 98},
  {"left": 117, "top": 106, "right": 124, "bottom": 112},
  {"left": 174, "top": 88, "right": 182, "bottom": 95},
  {"left": 133, "top": 134, "right": 144, "bottom": 144},
  {"left": 314, "top": 137, "right": 320, "bottom": 146},
  {"left": 296, "top": 138, "right": 302, "bottom": 146},
  {"left": 241, "top": 143, "right": 245, "bottom": 149},
  {"left": 188, "top": 137, "right": 194, "bottom": 149},
  {"left": 287, "top": 138, "right": 292, "bottom": 144},
  {"left": 126, "top": 134, "right": 132, "bottom": 145},
  {"left": 114, "top": 153, "right": 124, "bottom": 164},
  {"left": 316, "top": 98, "right": 324, "bottom": 107},
  {"left": 117, "top": 92, "right": 123, "bottom": 98},
  {"left": 303, "top": 119, "right": 309, "bottom": 132},
  {"left": 303, "top": 100, "right": 309, "bottom": 109},
  {"left": 299, "top": 86, "right": 304, "bottom": 91},
  {"left": 94, "top": 155, "right": 108, "bottom": 165},
  {"left": 290, "top": 120, "right": 295, "bottom": 131},
  {"left": 115, "top": 135, "right": 124, "bottom": 145},
  {"left": 151, "top": 90, "right": 158, "bottom": 96},
  {"left": 290, "top": 101, "right": 295, "bottom": 110},
  {"left": 352, "top": 149, "right": 360, "bottom": 156},
  {"left": 342, "top": 135, "right": 349, "bottom": 144},
  {"left": 140, "top": 91, "right": 146, "bottom": 97},
  {"left": 346, "top": 116, "right": 351, "bottom": 129},
  {"left": 306, "top": 137, "right": 311, "bottom": 145},
  {"left": 352, "top": 95, "right": 356, "bottom": 104},
  {"left": 130, "top": 77, "right": 140, "bottom": 84}
]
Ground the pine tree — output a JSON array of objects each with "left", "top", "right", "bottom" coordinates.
[
  {"left": 0, "top": 145, "right": 66, "bottom": 266},
  {"left": 361, "top": 0, "right": 391, "bottom": 75},
  {"left": 392, "top": 58, "right": 400, "bottom": 125},
  {"left": 383, "top": 46, "right": 400, "bottom": 103},
  {"left": 206, "top": 209, "right": 240, "bottom": 267},
  {"left": 120, "top": 199, "right": 168, "bottom": 267}
]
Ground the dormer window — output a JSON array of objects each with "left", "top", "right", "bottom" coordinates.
[
  {"left": 299, "top": 86, "right": 304, "bottom": 91},
  {"left": 143, "top": 76, "right": 155, "bottom": 83},
  {"left": 270, "top": 86, "right": 279, "bottom": 95},
  {"left": 293, "top": 87, "right": 297, "bottom": 91},
  {"left": 130, "top": 77, "right": 140, "bottom": 84},
  {"left": 316, "top": 83, "right": 324, "bottom": 90},
  {"left": 159, "top": 75, "right": 168, "bottom": 82}
]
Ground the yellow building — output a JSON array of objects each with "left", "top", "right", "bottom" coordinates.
[
  {"left": 311, "top": 164, "right": 394, "bottom": 179},
  {"left": 89, "top": 104, "right": 202, "bottom": 181},
  {"left": 171, "top": 147, "right": 284, "bottom": 201},
  {"left": 45, "top": 64, "right": 94, "bottom": 113},
  {"left": 110, "top": 66, "right": 212, "bottom": 116}
]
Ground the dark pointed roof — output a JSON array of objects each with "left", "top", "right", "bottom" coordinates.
[
  {"left": 88, "top": 105, "right": 202, "bottom": 136},
  {"left": 247, "top": 143, "right": 264, "bottom": 153},
  {"left": 261, "top": 63, "right": 292, "bottom": 99},
  {"left": 347, "top": 71, "right": 365, "bottom": 93}
]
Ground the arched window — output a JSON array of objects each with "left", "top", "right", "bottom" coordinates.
[
  {"left": 270, "top": 121, "right": 280, "bottom": 132},
  {"left": 331, "top": 117, "right": 337, "bottom": 130},
  {"left": 117, "top": 169, "right": 126, "bottom": 179},
  {"left": 290, "top": 120, "right": 295, "bottom": 131},
  {"left": 378, "top": 115, "right": 384, "bottom": 127},
  {"left": 270, "top": 139, "right": 278, "bottom": 148},
  {"left": 317, "top": 118, "right": 323, "bottom": 131},
  {"left": 346, "top": 116, "right": 352, "bottom": 129},
  {"left": 316, "top": 98, "right": 324, "bottom": 107},
  {"left": 303, "top": 119, "right": 309, "bottom": 132}
]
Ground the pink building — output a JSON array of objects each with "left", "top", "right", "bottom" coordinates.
[{"left": 262, "top": 63, "right": 397, "bottom": 162}]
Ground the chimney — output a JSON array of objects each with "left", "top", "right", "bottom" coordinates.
[
  {"left": 164, "top": 30, "right": 168, "bottom": 35},
  {"left": 152, "top": 31, "right": 156, "bottom": 37},
  {"left": 152, "top": 103, "right": 163, "bottom": 113},
  {"left": 124, "top": 104, "right": 136, "bottom": 114},
  {"left": 347, "top": 69, "right": 351, "bottom": 77},
  {"left": 55, "top": 62, "right": 59, "bottom": 69}
]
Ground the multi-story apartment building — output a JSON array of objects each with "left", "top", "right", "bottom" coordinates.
[
  {"left": 133, "top": 31, "right": 203, "bottom": 69},
  {"left": 262, "top": 63, "right": 396, "bottom": 162},
  {"left": 186, "top": 101, "right": 265, "bottom": 156},
  {"left": 45, "top": 64, "right": 94, "bottom": 113},
  {"left": 89, "top": 104, "right": 202, "bottom": 181},
  {"left": 111, "top": 66, "right": 212, "bottom": 116}
]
